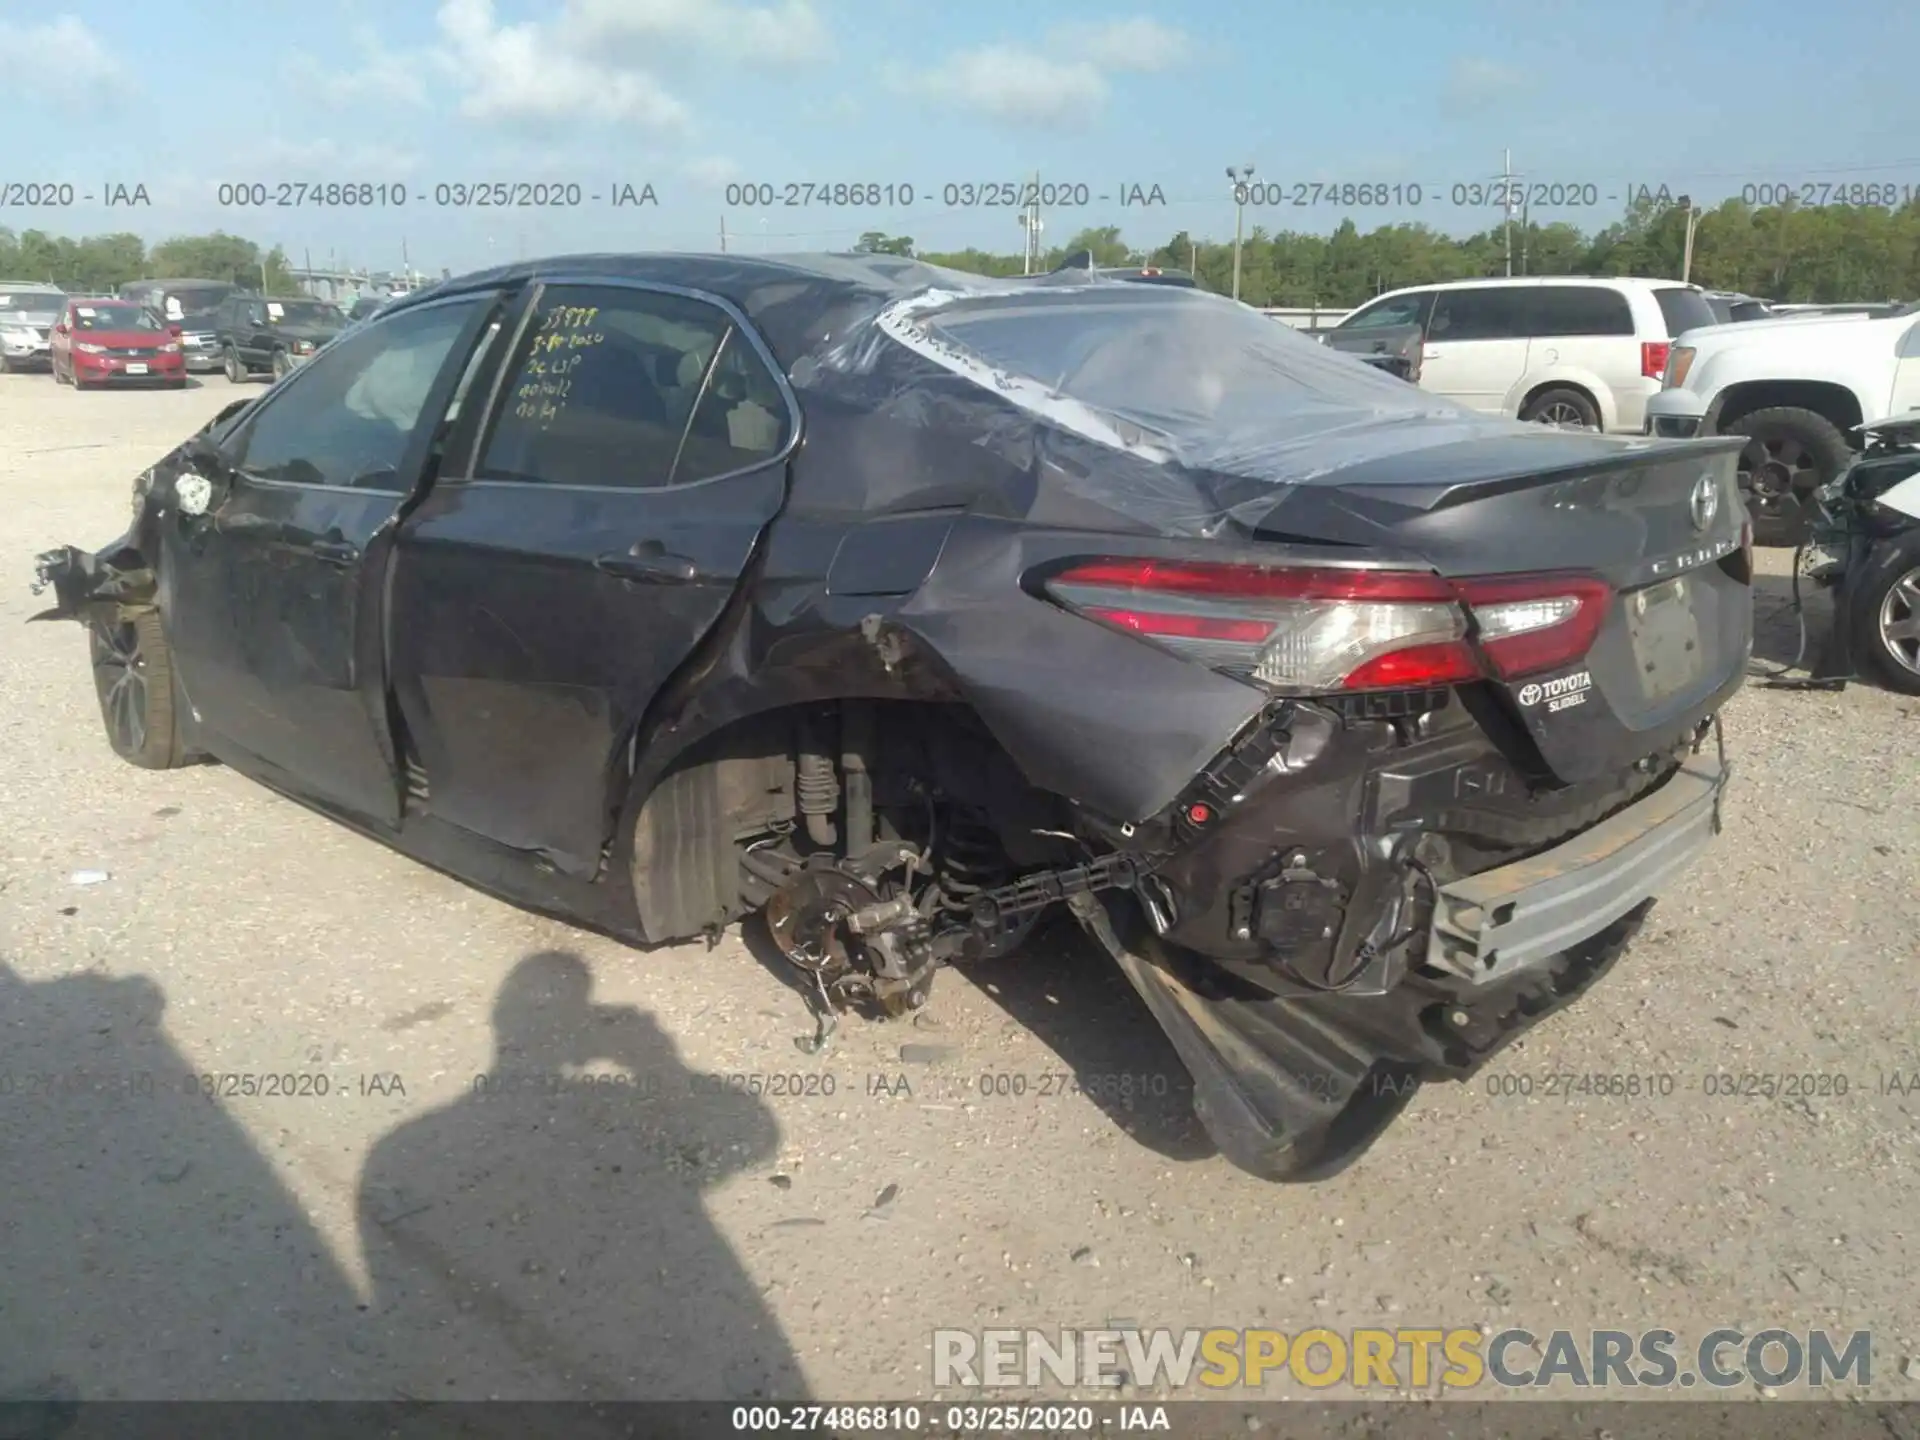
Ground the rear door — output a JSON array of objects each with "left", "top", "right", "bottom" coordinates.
[
  {"left": 1525, "top": 284, "right": 1640, "bottom": 427},
  {"left": 1421, "top": 287, "right": 1530, "bottom": 413},
  {"left": 157, "top": 291, "right": 504, "bottom": 825},
  {"left": 387, "top": 279, "right": 798, "bottom": 875}
]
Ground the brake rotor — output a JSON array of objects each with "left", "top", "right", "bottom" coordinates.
[{"left": 765, "top": 868, "right": 883, "bottom": 975}]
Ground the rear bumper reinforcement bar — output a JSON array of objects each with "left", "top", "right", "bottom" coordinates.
[{"left": 1424, "top": 748, "right": 1728, "bottom": 985}]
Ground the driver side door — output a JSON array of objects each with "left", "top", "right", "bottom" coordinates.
[{"left": 157, "top": 290, "right": 507, "bottom": 826}]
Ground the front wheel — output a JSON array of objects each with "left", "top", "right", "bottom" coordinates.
[
  {"left": 89, "top": 611, "right": 186, "bottom": 768},
  {"left": 224, "top": 349, "right": 247, "bottom": 384},
  {"left": 270, "top": 350, "right": 290, "bottom": 381},
  {"left": 1847, "top": 534, "right": 1920, "bottom": 695},
  {"left": 1520, "top": 386, "right": 1600, "bottom": 430},
  {"left": 1724, "top": 406, "right": 1854, "bottom": 548}
]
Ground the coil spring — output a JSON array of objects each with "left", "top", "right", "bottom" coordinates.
[
  {"left": 795, "top": 751, "right": 838, "bottom": 815},
  {"left": 937, "top": 809, "right": 1007, "bottom": 918}
]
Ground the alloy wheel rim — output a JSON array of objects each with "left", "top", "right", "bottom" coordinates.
[
  {"left": 1738, "top": 434, "right": 1815, "bottom": 522},
  {"left": 1535, "top": 401, "right": 1590, "bottom": 428},
  {"left": 92, "top": 621, "right": 149, "bottom": 753},
  {"left": 1878, "top": 564, "right": 1920, "bottom": 676}
]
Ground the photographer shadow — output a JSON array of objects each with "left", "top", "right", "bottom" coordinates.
[
  {"left": 356, "top": 949, "right": 805, "bottom": 1402},
  {"left": 0, "top": 950, "right": 805, "bottom": 1424}
]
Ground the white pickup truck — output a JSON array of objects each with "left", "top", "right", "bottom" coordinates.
[{"left": 1644, "top": 302, "right": 1920, "bottom": 545}]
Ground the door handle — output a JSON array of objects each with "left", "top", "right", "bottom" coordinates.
[
  {"left": 310, "top": 539, "right": 360, "bottom": 566},
  {"left": 594, "top": 546, "right": 701, "bottom": 584}
]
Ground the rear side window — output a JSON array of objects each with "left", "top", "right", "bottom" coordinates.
[
  {"left": 1429, "top": 288, "right": 1526, "bottom": 341},
  {"left": 1653, "top": 287, "right": 1718, "bottom": 338},
  {"left": 1527, "top": 286, "right": 1635, "bottom": 337},
  {"left": 475, "top": 285, "right": 789, "bottom": 489}
]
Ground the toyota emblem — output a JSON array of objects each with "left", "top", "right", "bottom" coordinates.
[
  {"left": 1690, "top": 473, "right": 1719, "bottom": 532},
  {"left": 1517, "top": 682, "right": 1544, "bottom": 707}
]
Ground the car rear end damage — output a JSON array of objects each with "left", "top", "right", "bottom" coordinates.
[{"left": 790, "top": 278, "right": 1753, "bottom": 1177}]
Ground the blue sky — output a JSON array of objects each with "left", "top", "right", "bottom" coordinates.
[{"left": 6, "top": 0, "right": 1918, "bottom": 276}]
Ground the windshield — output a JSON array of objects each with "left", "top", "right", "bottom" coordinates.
[
  {"left": 0, "top": 292, "right": 65, "bottom": 315},
  {"left": 265, "top": 299, "right": 342, "bottom": 326},
  {"left": 167, "top": 286, "right": 234, "bottom": 318},
  {"left": 72, "top": 303, "right": 166, "bottom": 332}
]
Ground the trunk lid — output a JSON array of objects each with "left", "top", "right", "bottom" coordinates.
[{"left": 1249, "top": 435, "right": 1752, "bottom": 785}]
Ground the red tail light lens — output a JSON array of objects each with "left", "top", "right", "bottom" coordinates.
[
  {"left": 1043, "top": 558, "right": 1611, "bottom": 694},
  {"left": 1641, "top": 340, "right": 1672, "bottom": 379}
]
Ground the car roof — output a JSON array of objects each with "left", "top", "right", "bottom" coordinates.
[
  {"left": 1371, "top": 276, "right": 1694, "bottom": 299},
  {"left": 389, "top": 251, "right": 1003, "bottom": 369},
  {"left": 0, "top": 282, "right": 66, "bottom": 292}
]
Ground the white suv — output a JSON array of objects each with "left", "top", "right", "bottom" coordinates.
[{"left": 1322, "top": 277, "right": 1719, "bottom": 433}]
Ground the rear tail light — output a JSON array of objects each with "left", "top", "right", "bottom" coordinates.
[
  {"left": 1042, "top": 558, "right": 1611, "bottom": 695},
  {"left": 1641, "top": 341, "right": 1672, "bottom": 379}
]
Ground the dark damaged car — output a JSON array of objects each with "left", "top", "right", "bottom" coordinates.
[{"left": 31, "top": 254, "right": 1752, "bottom": 1181}]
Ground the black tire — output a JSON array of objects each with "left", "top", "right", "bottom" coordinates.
[
  {"left": 1846, "top": 533, "right": 1920, "bottom": 695},
  {"left": 1519, "top": 386, "right": 1600, "bottom": 430},
  {"left": 1724, "top": 406, "right": 1854, "bottom": 548},
  {"left": 89, "top": 610, "right": 186, "bottom": 769},
  {"left": 0, "top": 354, "right": 12, "bottom": 375},
  {"left": 224, "top": 348, "right": 248, "bottom": 384},
  {"left": 271, "top": 349, "right": 290, "bottom": 381}
]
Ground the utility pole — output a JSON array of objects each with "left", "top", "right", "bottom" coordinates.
[
  {"left": 1017, "top": 172, "right": 1043, "bottom": 274},
  {"left": 719, "top": 216, "right": 728, "bottom": 254},
  {"left": 1519, "top": 198, "right": 1530, "bottom": 275},
  {"left": 1678, "top": 195, "right": 1700, "bottom": 283},
  {"left": 1226, "top": 164, "right": 1255, "bottom": 302},
  {"left": 1501, "top": 148, "right": 1516, "bottom": 277}
]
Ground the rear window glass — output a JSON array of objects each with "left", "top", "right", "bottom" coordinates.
[
  {"left": 919, "top": 285, "right": 1434, "bottom": 441},
  {"left": 1653, "top": 287, "right": 1718, "bottom": 338}
]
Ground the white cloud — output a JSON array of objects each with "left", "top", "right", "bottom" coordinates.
[
  {"left": 917, "top": 48, "right": 1110, "bottom": 127},
  {"left": 427, "top": 0, "right": 830, "bottom": 133},
  {"left": 0, "top": 15, "right": 119, "bottom": 88},
  {"left": 286, "top": 27, "right": 430, "bottom": 108},
  {"left": 1049, "top": 17, "right": 1192, "bottom": 73},
  {"left": 562, "top": 0, "right": 830, "bottom": 64},
  {"left": 435, "top": 0, "right": 691, "bottom": 131},
  {"left": 907, "top": 17, "right": 1192, "bottom": 128}
]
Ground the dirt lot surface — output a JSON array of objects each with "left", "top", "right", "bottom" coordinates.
[{"left": 1, "top": 376, "right": 1915, "bottom": 1420}]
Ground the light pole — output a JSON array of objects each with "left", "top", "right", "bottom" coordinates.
[
  {"left": 1678, "top": 194, "right": 1701, "bottom": 283},
  {"left": 1226, "top": 165, "right": 1255, "bottom": 302}
]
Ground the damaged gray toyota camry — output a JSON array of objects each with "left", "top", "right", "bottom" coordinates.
[{"left": 31, "top": 253, "right": 1751, "bottom": 1181}]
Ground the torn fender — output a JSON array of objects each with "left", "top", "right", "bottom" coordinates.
[{"left": 28, "top": 536, "right": 155, "bottom": 624}]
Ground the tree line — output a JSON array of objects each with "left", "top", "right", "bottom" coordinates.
[
  {"left": 866, "top": 193, "right": 1920, "bottom": 307},
  {"left": 9, "top": 192, "right": 1918, "bottom": 308},
  {"left": 0, "top": 229, "right": 298, "bottom": 293}
]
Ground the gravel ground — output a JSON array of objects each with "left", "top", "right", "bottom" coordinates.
[{"left": 0, "top": 378, "right": 1915, "bottom": 1419}]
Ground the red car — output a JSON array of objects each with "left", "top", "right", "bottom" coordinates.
[{"left": 50, "top": 298, "right": 187, "bottom": 389}]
